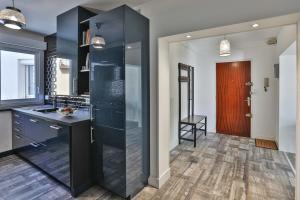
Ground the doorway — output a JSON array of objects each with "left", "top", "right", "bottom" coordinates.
[{"left": 216, "top": 61, "right": 251, "bottom": 137}]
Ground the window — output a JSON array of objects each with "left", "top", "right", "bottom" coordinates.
[{"left": 0, "top": 46, "right": 43, "bottom": 107}]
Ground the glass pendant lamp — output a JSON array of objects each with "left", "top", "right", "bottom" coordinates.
[
  {"left": 0, "top": 0, "right": 26, "bottom": 30},
  {"left": 220, "top": 37, "right": 231, "bottom": 57}
]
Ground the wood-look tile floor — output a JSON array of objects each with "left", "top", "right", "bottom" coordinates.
[{"left": 0, "top": 133, "right": 295, "bottom": 200}]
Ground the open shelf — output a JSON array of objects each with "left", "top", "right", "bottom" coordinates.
[
  {"left": 80, "top": 19, "right": 90, "bottom": 24},
  {"left": 80, "top": 44, "right": 90, "bottom": 48},
  {"left": 80, "top": 69, "right": 90, "bottom": 72}
]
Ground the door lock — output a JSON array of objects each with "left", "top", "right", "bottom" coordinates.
[
  {"left": 245, "top": 113, "right": 252, "bottom": 118},
  {"left": 245, "top": 82, "right": 253, "bottom": 86},
  {"left": 244, "top": 97, "right": 251, "bottom": 107}
]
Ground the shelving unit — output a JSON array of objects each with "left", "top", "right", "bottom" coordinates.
[
  {"left": 78, "top": 8, "right": 95, "bottom": 95},
  {"left": 57, "top": 6, "right": 96, "bottom": 96},
  {"left": 178, "top": 62, "right": 207, "bottom": 147}
]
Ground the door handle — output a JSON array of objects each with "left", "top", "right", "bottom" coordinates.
[
  {"left": 14, "top": 121, "right": 21, "bottom": 125},
  {"left": 244, "top": 97, "right": 251, "bottom": 107},
  {"left": 245, "top": 113, "right": 252, "bottom": 118}
]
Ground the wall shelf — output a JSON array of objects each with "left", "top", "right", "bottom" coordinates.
[
  {"left": 80, "top": 69, "right": 90, "bottom": 72},
  {"left": 80, "top": 44, "right": 90, "bottom": 48}
]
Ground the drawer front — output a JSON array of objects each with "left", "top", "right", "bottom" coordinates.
[
  {"left": 12, "top": 111, "right": 71, "bottom": 187},
  {"left": 12, "top": 112, "right": 26, "bottom": 133},
  {"left": 12, "top": 133, "right": 32, "bottom": 150}
]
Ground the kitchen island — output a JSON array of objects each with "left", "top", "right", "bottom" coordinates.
[{"left": 12, "top": 105, "right": 92, "bottom": 197}]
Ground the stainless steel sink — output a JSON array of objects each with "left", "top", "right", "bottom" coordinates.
[{"left": 33, "top": 108, "right": 58, "bottom": 113}]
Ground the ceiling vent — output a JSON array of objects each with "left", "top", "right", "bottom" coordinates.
[{"left": 266, "top": 37, "right": 277, "bottom": 45}]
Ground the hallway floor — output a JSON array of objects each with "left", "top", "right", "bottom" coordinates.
[{"left": 0, "top": 133, "right": 295, "bottom": 200}]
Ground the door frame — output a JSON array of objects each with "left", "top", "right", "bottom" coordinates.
[
  {"left": 152, "top": 12, "right": 300, "bottom": 191},
  {"left": 215, "top": 59, "right": 253, "bottom": 138}
]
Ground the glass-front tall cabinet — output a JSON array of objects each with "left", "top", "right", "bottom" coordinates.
[{"left": 89, "top": 5, "right": 149, "bottom": 199}]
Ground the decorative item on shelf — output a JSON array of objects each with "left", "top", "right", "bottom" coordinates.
[
  {"left": 57, "top": 106, "right": 77, "bottom": 117},
  {"left": 0, "top": 0, "right": 26, "bottom": 30},
  {"left": 85, "top": 52, "right": 90, "bottom": 68},
  {"left": 91, "top": 23, "right": 105, "bottom": 49},
  {"left": 58, "top": 58, "right": 70, "bottom": 69},
  {"left": 80, "top": 65, "right": 89, "bottom": 72},
  {"left": 82, "top": 31, "right": 86, "bottom": 45},
  {"left": 86, "top": 29, "right": 91, "bottom": 45},
  {"left": 220, "top": 36, "right": 231, "bottom": 57}
]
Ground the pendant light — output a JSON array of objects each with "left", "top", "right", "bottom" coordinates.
[
  {"left": 91, "top": 23, "right": 106, "bottom": 49},
  {"left": 0, "top": 0, "right": 26, "bottom": 30},
  {"left": 219, "top": 37, "right": 231, "bottom": 57}
]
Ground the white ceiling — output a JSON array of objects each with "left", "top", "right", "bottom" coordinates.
[
  {"left": 0, "top": 0, "right": 152, "bottom": 35},
  {"left": 183, "top": 26, "right": 286, "bottom": 52}
]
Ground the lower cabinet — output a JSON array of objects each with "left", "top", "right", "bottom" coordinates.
[{"left": 12, "top": 111, "right": 91, "bottom": 197}]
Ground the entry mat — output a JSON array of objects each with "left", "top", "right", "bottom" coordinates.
[{"left": 255, "top": 139, "right": 278, "bottom": 150}]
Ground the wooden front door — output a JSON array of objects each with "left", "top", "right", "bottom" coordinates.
[{"left": 216, "top": 61, "right": 251, "bottom": 137}]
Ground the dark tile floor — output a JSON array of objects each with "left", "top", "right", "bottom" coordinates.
[{"left": 0, "top": 133, "right": 296, "bottom": 200}]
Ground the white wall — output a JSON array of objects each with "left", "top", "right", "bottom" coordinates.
[
  {"left": 279, "top": 42, "right": 297, "bottom": 153},
  {"left": 169, "top": 43, "right": 199, "bottom": 149},
  {"left": 135, "top": 0, "right": 300, "bottom": 187},
  {"left": 0, "top": 111, "right": 12, "bottom": 153},
  {"left": 169, "top": 39, "right": 278, "bottom": 149},
  {"left": 296, "top": 19, "right": 300, "bottom": 200},
  {"left": 55, "top": 59, "right": 70, "bottom": 95},
  {"left": 275, "top": 25, "right": 297, "bottom": 144}
]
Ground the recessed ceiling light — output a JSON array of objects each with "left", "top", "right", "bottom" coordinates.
[
  {"left": 186, "top": 35, "right": 191, "bottom": 38},
  {"left": 252, "top": 23, "right": 259, "bottom": 28},
  {"left": 127, "top": 46, "right": 132, "bottom": 49}
]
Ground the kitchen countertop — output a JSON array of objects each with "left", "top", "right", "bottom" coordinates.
[{"left": 13, "top": 105, "right": 90, "bottom": 126}]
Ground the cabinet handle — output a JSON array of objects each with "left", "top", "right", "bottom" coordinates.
[
  {"left": 29, "top": 119, "right": 38, "bottom": 123},
  {"left": 30, "top": 142, "right": 40, "bottom": 148},
  {"left": 14, "top": 114, "right": 20, "bottom": 118},
  {"left": 15, "top": 135, "right": 22, "bottom": 139},
  {"left": 73, "top": 78, "right": 77, "bottom": 94},
  {"left": 14, "top": 128, "right": 20, "bottom": 132},
  {"left": 49, "top": 125, "right": 62, "bottom": 130},
  {"left": 14, "top": 121, "right": 21, "bottom": 125},
  {"left": 90, "top": 127, "right": 95, "bottom": 143},
  {"left": 90, "top": 104, "right": 94, "bottom": 121}
]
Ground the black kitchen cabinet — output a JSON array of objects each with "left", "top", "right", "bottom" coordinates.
[
  {"left": 90, "top": 5, "right": 150, "bottom": 199},
  {"left": 56, "top": 6, "right": 96, "bottom": 95},
  {"left": 12, "top": 111, "right": 91, "bottom": 197}
]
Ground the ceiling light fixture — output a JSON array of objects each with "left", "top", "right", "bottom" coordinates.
[
  {"left": 252, "top": 23, "right": 259, "bottom": 28},
  {"left": 91, "top": 23, "right": 106, "bottom": 49},
  {"left": 219, "top": 37, "right": 231, "bottom": 57},
  {"left": 0, "top": 0, "right": 26, "bottom": 30}
]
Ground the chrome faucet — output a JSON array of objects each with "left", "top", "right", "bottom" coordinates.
[{"left": 53, "top": 96, "right": 57, "bottom": 108}]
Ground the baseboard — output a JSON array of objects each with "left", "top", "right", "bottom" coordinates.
[
  {"left": 148, "top": 168, "right": 170, "bottom": 189},
  {"left": 283, "top": 152, "right": 296, "bottom": 175},
  {"left": 0, "top": 150, "right": 14, "bottom": 158}
]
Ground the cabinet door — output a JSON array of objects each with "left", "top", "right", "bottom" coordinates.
[
  {"left": 12, "top": 133, "right": 32, "bottom": 151},
  {"left": 57, "top": 7, "right": 78, "bottom": 95},
  {"left": 37, "top": 123, "right": 70, "bottom": 187},
  {"left": 19, "top": 115, "right": 70, "bottom": 187}
]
